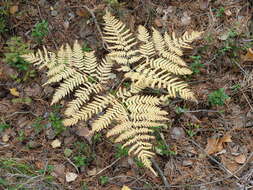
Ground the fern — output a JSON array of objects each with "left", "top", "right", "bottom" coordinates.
[{"left": 22, "top": 11, "right": 202, "bottom": 176}]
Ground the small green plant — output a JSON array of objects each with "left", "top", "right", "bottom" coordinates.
[
  {"left": 32, "top": 20, "right": 49, "bottom": 43},
  {"left": 49, "top": 112, "right": 66, "bottom": 135},
  {"left": 231, "top": 83, "right": 241, "bottom": 93},
  {"left": 92, "top": 133, "right": 102, "bottom": 144},
  {"left": 216, "top": 7, "right": 225, "bottom": 17},
  {"left": 82, "top": 42, "right": 92, "bottom": 52},
  {"left": 134, "top": 157, "right": 145, "bottom": 168},
  {"left": 190, "top": 55, "right": 203, "bottom": 74},
  {"left": 114, "top": 144, "right": 129, "bottom": 158},
  {"left": 0, "top": 123, "right": 10, "bottom": 133},
  {"left": 32, "top": 116, "right": 44, "bottom": 134},
  {"left": 64, "top": 148, "right": 73, "bottom": 157},
  {"left": 73, "top": 155, "right": 88, "bottom": 167},
  {"left": 0, "top": 17, "right": 7, "bottom": 33},
  {"left": 17, "top": 130, "right": 26, "bottom": 141},
  {"left": 81, "top": 182, "right": 89, "bottom": 190},
  {"left": 37, "top": 165, "right": 54, "bottom": 174},
  {"left": 186, "top": 123, "right": 200, "bottom": 137},
  {"left": 153, "top": 127, "right": 176, "bottom": 156},
  {"left": 74, "top": 141, "right": 89, "bottom": 154},
  {"left": 0, "top": 4, "right": 9, "bottom": 34},
  {"left": 208, "top": 88, "right": 230, "bottom": 106},
  {"left": 4, "top": 36, "right": 31, "bottom": 71},
  {"left": 175, "top": 106, "right": 188, "bottom": 114},
  {"left": 99, "top": 176, "right": 109, "bottom": 186}
]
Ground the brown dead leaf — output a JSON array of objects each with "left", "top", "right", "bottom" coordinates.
[
  {"left": 52, "top": 164, "right": 65, "bottom": 178},
  {"left": 205, "top": 137, "right": 222, "bottom": 155},
  {"left": 205, "top": 134, "right": 232, "bottom": 155},
  {"left": 154, "top": 18, "right": 163, "bottom": 27},
  {"left": 221, "top": 156, "right": 239, "bottom": 172},
  {"left": 76, "top": 9, "right": 89, "bottom": 17},
  {"left": 199, "top": 0, "right": 209, "bottom": 10},
  {"left": 235, "top": 154, "right": 246, "bottom": 164},
  {"left": 9, "top": 88, "right": 19, "bottom": 97},
  {"left": 220, "top": 134, "right": 232, "bottom": 143},
  {"left": 76, "top": 126, "right": 93, "bottom": 143},
  {"left": 241, "top": 48, "right": 253, "bottom": 62},
  {"left": 10, "top": 5, "right": 18, "bottom": 14},
  {"left": 87, "top": 168, "right": 97, "bottom": 176}
]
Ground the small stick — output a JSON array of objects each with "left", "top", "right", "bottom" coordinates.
[
  {"left": 151, "top": 158, "right": 170, "bottom": 189},
  {"left": 91, "top": 157, "right": 121, "bottom": 178},
  {"left": 65, "top": 157, "right": 79, "bottom": 174}
]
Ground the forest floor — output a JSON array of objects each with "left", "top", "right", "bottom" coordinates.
[{"left": 0, "top": 0, "right": 253, "bottom": 189}]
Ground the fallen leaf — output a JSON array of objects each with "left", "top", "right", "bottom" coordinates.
[
  {"left": 10, "top": 5, "right": 18, "bottom": 14},
  {"left": 220, "top": 134, "right": 232, "bottom": 143},
  {"left": 51, "top": 139, "right": 61, "bottom": 148},
  {"left": 87, "top": 168, "right": 97, "bottom": 176},
  {"left": 76, "top": 9, "right": 89, "bottom": 17},
  {"left": 241, "top": 48, "right": 253, "bottom": 62},
  {"left": 66, "top": 172, "right": 78, "bottom": 182},
  {"left": 199, "top": 0, "right": 209, "bottom": 10},
  {"left": 224, "top": 9, "right": 232, "bottom": 16},
  {"left": 205, "top": 134, "right": 232, "bottom": 155},
  {"left": 122, "top": 186, "right": 132, "bottom": 190},
  {"left": 221, "top": 156, "right": 239, "bottom": 172},
  {"left": 205, "top": 137, "right": 222, "bottom": 155},
  {"left": 76, "top": 126, "right": 93, "bottom": 143},
  {"left": 9, "top": 88, "right": 19, "bottom": 97},
  {"left": 154, "top": 18, "right": 163, "bottom": 27},
  {"left": 235, "top": 154, "right": 246, "bottom": 164},
  {"left": 2, "top": 134, "right": 9, "bottom": 142},
  {"left": 52, "top": 164, "right": 65, "bottom": 178}
]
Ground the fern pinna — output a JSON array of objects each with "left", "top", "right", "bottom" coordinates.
[{"left": 22, "top": 11, "right": 202, "bottom": 175}]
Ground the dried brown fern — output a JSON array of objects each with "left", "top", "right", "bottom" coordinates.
[{"left": 22, "top": 11, "right": 202, "bottom": 176}]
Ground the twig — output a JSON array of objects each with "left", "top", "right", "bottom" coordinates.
[
  {"left": 65, "top": 157, "right": 79, "bottom": 174},
  {"left": 6, "top": 111, "right": 38, "bottom": 118},
  {"left": 151, "top": 158, "right": 170, "bottom": 189},
  {"left": 91, "top": 157, "right": 121, "bottom": 178},
  {"left": 181, "top": 109, "right": 221, "bottom": 113},
  {"left": 187, "top": 138, "right": 240, "bottom": 180}
]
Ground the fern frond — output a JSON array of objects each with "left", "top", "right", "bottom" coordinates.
[
  {"left": 96, "top": 57, "right": 114, "bottom": 83},
  {"left": 116, "top": 87, "right": 132, "bottom": 99},
  {"left": 63, "top": 94, "right": 115, "bottom": 126},
  {"left": 22, "top": 47, "right": 53, "bottom": 69},
  {"left": 173, "top": 31, "right": 203, "bottom": 49},
  {"left": 130, "top": 113, "right": 168, "bottom": 121},
  {"left": 51, "top": 72, "right": 88, "bottom": 105},
  {"left": 164, "top": 32, "right": 183, "bottom": 56},
  {"left": 103, "top": 11, "right": 141, "bottom": 65},
  {"left": 149, "top": 58, "right": 192, "bottom": 75},
  {"left": 126, "top": 95, "right": 161, "bottom": 106},
  {"left": 137, "top": 25, "right": 156, "bottom": 58},
  {"left": 92, "top": 102, "right": 127, "bottom": 132},
  {"left": 115, "top": 128, "right": 153, "bottom": 143},
  {"left": 152, "top": 28, "right": 187, "bottom": 66},
  {"left": 125, "top": 69, "right": 195, "bottom": 101},
  {"left": 65, "top": 83, "right": 103, "bottom": 116}
]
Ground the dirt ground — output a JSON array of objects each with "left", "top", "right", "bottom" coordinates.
[{"left": 0, "top": 0, "right": 253, "bottom": 189}]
